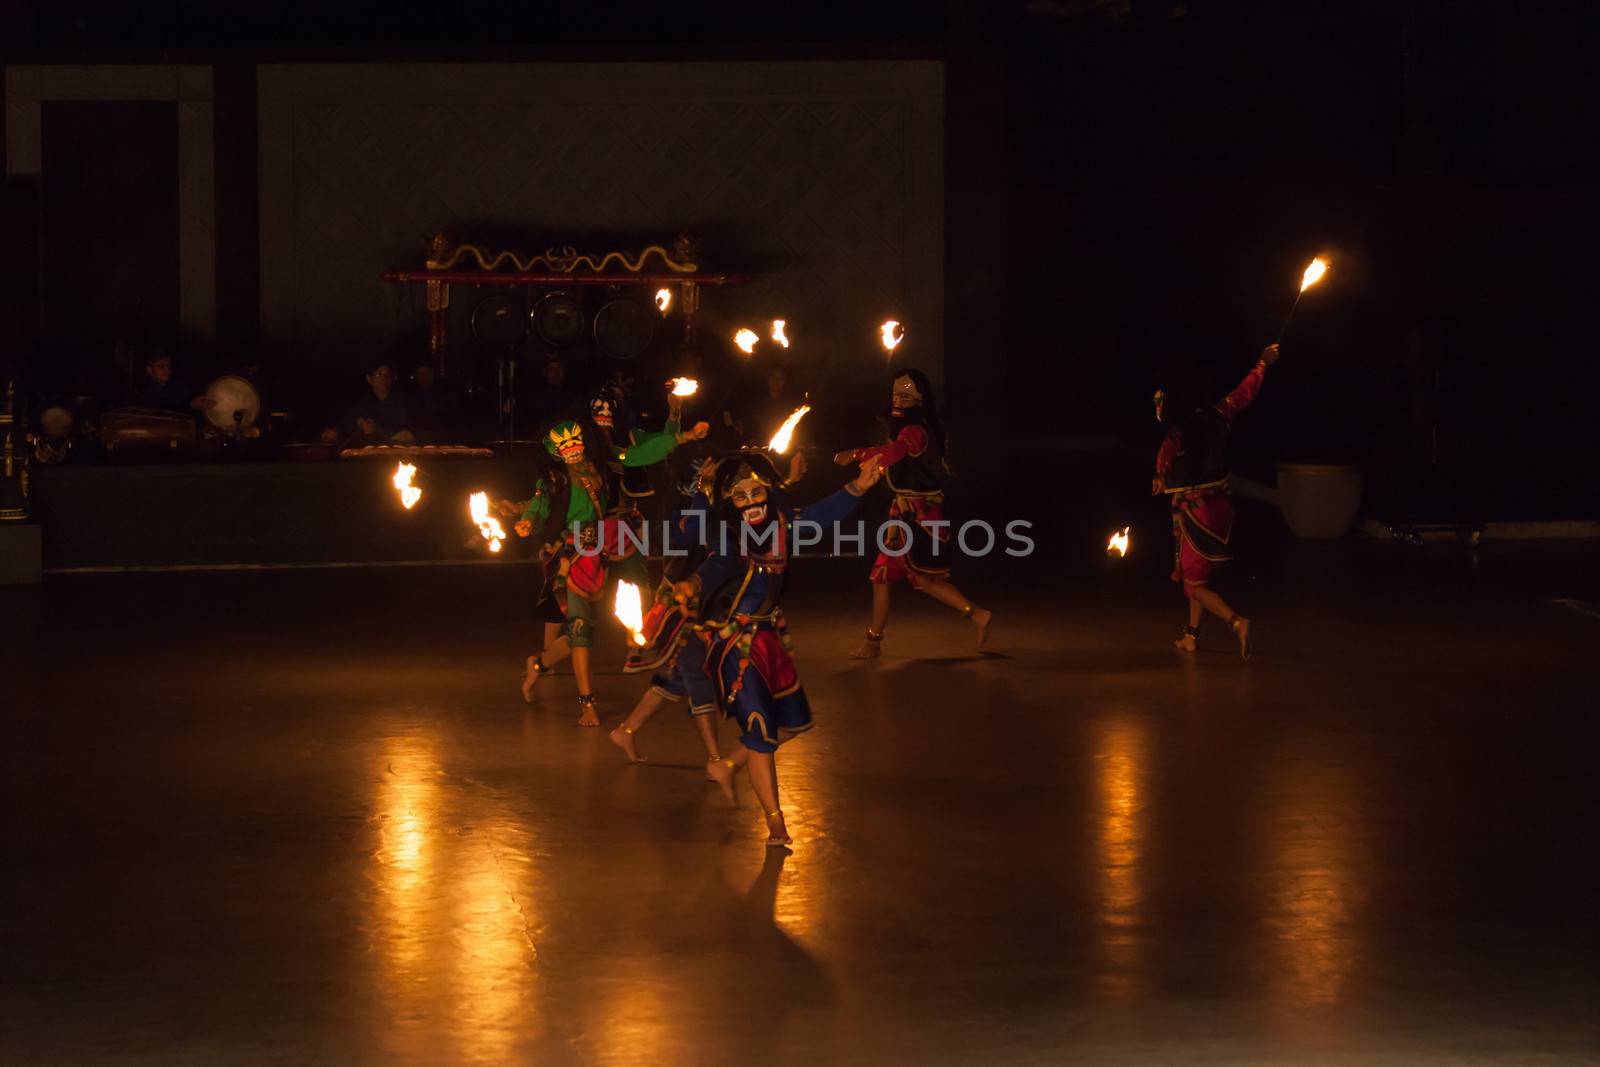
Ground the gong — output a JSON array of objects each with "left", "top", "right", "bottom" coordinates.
[
  {"left": 593, "top": 298, "right": 655, "bottom": 360},
  {"left": 470, "top": 292, "right": 528, "bottom": 349},
  {"left": 532, "top": 291, "right": 585, "bottom": 348}
]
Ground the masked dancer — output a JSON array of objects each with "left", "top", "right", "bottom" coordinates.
[
  {"left": 677, "top": 449, "right": 883, "bottom": 847},
  {"left": 511, "top": 396, "right": 708, "bottom": 726},
  {"left": 834, "top": 369, "right": 991, "bottom": 659},
  {"left": 1153, "top": 342, "right": 1279, "bottom": 660},
  {"left": 609, "top": 451, "right": 807, "bottom": 768}
]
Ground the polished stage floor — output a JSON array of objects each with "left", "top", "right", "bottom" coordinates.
[{"left": 3, "top": 537, "right": 1598, "bottom": 1064}]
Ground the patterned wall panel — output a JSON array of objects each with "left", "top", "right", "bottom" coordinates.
[{"left": 258, "top": 62, "right": 943, "bottom": 394}]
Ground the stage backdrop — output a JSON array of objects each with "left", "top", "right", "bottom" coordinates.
[{"left": 257, "top": 62, "right": 944, "bottom": 402}]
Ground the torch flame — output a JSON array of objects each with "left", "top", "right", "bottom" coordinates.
[
  {"left": 468, "top": 491, "right": 506, "bottom": 554},
  {"left": 1299, "top": 257, "right": 1328, "bottom": 292},
  {"left": 767, "top": 404, "right": 811, "bottom": 454},
  {"left": 1107, "top": 527, "right": 1131, "bottom": 558},
  {"left": 614, "top": 580, "right": 648, "bottom": 647},
  {"left": 670, "top": 376, "right": 700, "bottom": 398},
  {"left": 771, "top": 319, "right": 790, "bottom": 348},
  {"left": 880, "top": 319, "right": 905, "bottom": 352},
  {"left": 734, "top": 328, "right": 759, "bottom": 355},
  {"left": 655, "top": 288, "right": 672, "bottom": 313},
  {"left": 392, "top": 462, "right": 422, "bottom": 510}
]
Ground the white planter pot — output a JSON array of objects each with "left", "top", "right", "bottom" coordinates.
[{"left": 1276, "top": 462, "right": 1364, "bottom": 539}]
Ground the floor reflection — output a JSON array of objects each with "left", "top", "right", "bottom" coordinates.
[
  {"left": 450, "top": 828, "right": 541, "bottom": 1064},
  {"left": 371, "top": 726, "right": 541, "bottom": 1063},
  {"left": 1094, "top": 713, "right": 1148, "bottom": 1000},
  {"left": 373, "top": 731, "right": 442, "bottom": 1019},
  {"left": 1263, "top": 740, "right": 1366, "bottom": 1011}
]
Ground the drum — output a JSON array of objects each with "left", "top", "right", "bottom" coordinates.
[
  {"left": 593, "top": 297, "right": 655, "bottom": 359},
  {"left": 101, "top": 407, "right": 196, "bottom": 453},
  {"left": 32, "top": 405, "right": 73, "bottom": 465},
  {"left": 202, "top": 375, "right": 261, "bottom": 431},
  {"left": 532, "top": 291, "right": 585, "bottom": 348}
]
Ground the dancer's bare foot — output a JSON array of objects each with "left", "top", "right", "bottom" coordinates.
[
  {"left": 764, "top": 810, "right": 792, "bottom": 848},
  {"left": 609, "top": 724, "right": 644, "bottom": 762},
  {"left": 704, "top": 757, "right": 723, "bottom": 782},
  {"left": 1232, "top": 617, "right": 1252, "bottom": 662},
  {"left": 851, "top": 629, "right": 883, "bottom": 659},
  {"left": 576, "top": 695, "right": 600, "bottom": 728},
  {"left": 972, "top": 608, "right": 993, "bottom": 651},
  {"left": 1174, "top": 627, "right": 1197, "bottom": 653},
  {"left": 520, "top": 656, "right": 543, "bottom": 703},
  {"left": 706, "top": 756, "right": 741, "bottom": 804}
]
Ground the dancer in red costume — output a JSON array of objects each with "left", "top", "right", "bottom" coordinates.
[
  {"left": 834, "top": 369, "right": 991, "bottom": 659},
  {"left": 1152, "top": 343, "right": 1279, "bottom": 660}
]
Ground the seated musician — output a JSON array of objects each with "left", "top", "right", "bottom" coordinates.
[
  {"left": 321, "top": 360, "right": 415, "bottom": 445},
  {"left": 408, "top": 362, "right": 459, "bottom": 442},
  {"left": 130, "top": 352, "right": 209, "bottom": 414}
]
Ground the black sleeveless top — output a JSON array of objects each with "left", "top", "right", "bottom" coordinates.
[
  {"left": 1164, "top": 406, "right": 1230, "bottom": 491},
  {"left": 883, "top": 410, "right": 946, "bottom": 495}
]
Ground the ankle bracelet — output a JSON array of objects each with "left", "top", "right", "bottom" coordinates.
[{"left": 865, "top": 628, "right": 883, "bottom": 642}]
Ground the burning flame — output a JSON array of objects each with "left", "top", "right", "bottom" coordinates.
[
  {"left": 468, "top": 491, "right": 506, "bottom": 554},
  {"left": 734, "top": 328, "right": 759, "bottom": 355},
  {"left": 880, "top": 319, "right": 904, "bottom": 352},
  {"left": 1107, "top": 527, "right": 1131, "bottom": 558},
  {"left": 771, "top": 319, "right": 790, "bottom": 348},
  {"left": 614, "top": 580, "right": 648, "bottom": 647},
  {"left": 392, "top": 462, "right": 422, "bottom": 510},
  {"left": 767, "top": 404, "right": 811, "bottom": 454},
  {"left": 1300, "top": 257, "right": 1328, "bottom": 292},
  {"left": 654, "top": 288, "right": 672, "bottom": 313},
  {"left": 670, "top": 376, "right": 699, "bottom": 398}
]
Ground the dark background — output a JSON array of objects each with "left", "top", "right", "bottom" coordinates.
[{"left": 3, "top": 0, "right": 1597, "bottom": 522}]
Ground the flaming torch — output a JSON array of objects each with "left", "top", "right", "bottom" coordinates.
[
  {"left": 733, "top": 328, "right": 759, "bottom": 355},
  {"left": 468, "top": 491, "right": 506, "bottom": 554},
  {"left": 669, "top": 376, "right": 699, "bottom": 398},
  {"left": 654, "top": 287, "right": 672, "bottom": 313},
  {"left": 767, "top": 404, "right": 811, "bottom": 455},
  {"left": 392, "top": 462, "right": 422, "bottom": 510},
  {"left": 771, "top": 319, "right": 790, "bottom": 348},
  {"left": 1106, "top": 527, "right": 1131, "bottom": 558},
  {"left": 614, "top": 580, "right": 648, "bottom": 647},
  {"left": 1276, "top": 256, "right": 1329, "bottom": 344},
  {"left": 880, "top": 319, "right": 905, "bottom": 354}
]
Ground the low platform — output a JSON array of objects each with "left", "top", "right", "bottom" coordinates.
[
  {"left": 31, "top": 457, "right": 545, "bottom": 571},
  {"left": 0, "top": 522, "right": 42, "bottom": 584}
]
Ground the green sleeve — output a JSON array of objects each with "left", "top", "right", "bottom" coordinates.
[
  {"left": 519, "top": 479, "right": 553, "bottom": 524},
  {"left": 616, "top": 421, "right": 680, "bottom": 468}
]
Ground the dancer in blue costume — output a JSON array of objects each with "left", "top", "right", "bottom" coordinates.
[
  {"left": 676, "top": 449, "right": 884, "bottom": 847},
  {"left": 608, "top": 451, "right": 807, "bottom": 770}
]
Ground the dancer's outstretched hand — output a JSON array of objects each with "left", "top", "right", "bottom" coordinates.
[
  {"left": 672, "top": 580, "right": 700, "bottom": 613},
  {"left": 852, "top": 455, "right": 884, "bottom": 493},
  {"left": 833, "top": 449, "right": 857, "bottom": 467},
  {"left": 786, "top": 451, "right": 809, "bottom": 484},
  {"left": 1260, "top": 343, "right": 1281, "bottom": 365}
]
